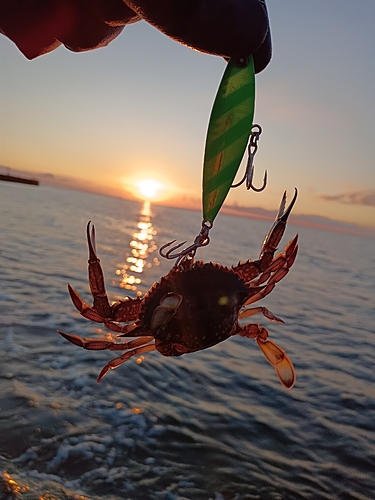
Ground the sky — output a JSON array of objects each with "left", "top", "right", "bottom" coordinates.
[{"left": 1, "top": 0, "right": 375, "bottom": 229}]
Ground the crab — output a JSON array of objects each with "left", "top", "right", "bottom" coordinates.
[{"left": 58, "top": 190, "right": 298, "bottom": 388}]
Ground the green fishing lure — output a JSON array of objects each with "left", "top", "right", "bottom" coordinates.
[
  {"left": 159, "top": 55, "right": 258, "bottom": 264},
  {"left": 203, "top": 56, "right": 256, "bottom": 223}
]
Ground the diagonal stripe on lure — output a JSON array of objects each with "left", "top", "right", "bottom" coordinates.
[{"left": 203, "top": 55, "right": 256, "bottom": 223}]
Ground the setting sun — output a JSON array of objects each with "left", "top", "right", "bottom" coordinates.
[
  {"left": 138, "top": 179, "right": 161, "bottom": 200},
  {"left": 123, "top": 174, "right": 175, "bottom": 203}
]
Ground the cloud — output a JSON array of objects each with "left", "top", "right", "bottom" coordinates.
[{"left": 320, "top": 190, "right": 375, "bottom": 207}]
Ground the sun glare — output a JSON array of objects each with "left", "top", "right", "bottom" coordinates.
[
  {"left": 124, "top": 175, "right": 173, "bottom": 203},
  {"left": 138, "top": 179, "right": 162, "bottom": 200}
]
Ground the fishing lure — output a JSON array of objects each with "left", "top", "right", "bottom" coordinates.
[
  {"left": 203, "top": 55, "right": 256, "bottom": 223},
  {"left": 161, "top": 55, "right": 266, "bottom": 262}
]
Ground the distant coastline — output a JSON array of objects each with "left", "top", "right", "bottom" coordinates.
[
  {"left": 0, "top": 173, "right": 39, "bottom": 186},
  {"left": 0, "top": 164, "right": 374, "bottom": 237}
]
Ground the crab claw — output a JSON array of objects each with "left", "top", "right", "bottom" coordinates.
[
  {"left": 259, "top": 189, "right": 298, "bottom": 268},
  {"left": 86, "top": 221, "right": 112, "bottom": 319},
  {"left": 256, "top": 339, "right": 296, "bottom": 390}
]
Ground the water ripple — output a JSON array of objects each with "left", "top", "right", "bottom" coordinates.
[{"left": 0, "top": 184, "right": 374, "bottom": 499}]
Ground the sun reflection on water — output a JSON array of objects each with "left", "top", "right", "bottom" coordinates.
[
  {"left": 2, "top": 471, "right": 89, "bottom": 499},
  {"left": 3, "top": 471, "right": 30, "bottom": 494},
  {"left": 116, "top": 201, "right": 159, "bottom": 295}
]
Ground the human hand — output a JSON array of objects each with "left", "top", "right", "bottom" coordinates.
[{"left": 0, "top": 0, "right": 271, "bottom": 72}]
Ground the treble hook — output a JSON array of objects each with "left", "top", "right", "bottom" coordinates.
[
  {"left": 231, "top": 124, "right": 267, "bottom": 192},
  {"left": 159, "top": 220, "right": 212, "bottom": 266}
]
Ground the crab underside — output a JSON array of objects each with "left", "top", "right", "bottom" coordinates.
[{"left": 58, "top": 190, "right": 298, "bottom": 389}]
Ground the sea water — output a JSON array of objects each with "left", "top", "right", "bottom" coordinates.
[{"left": 0, "top": 182, "right": 374, "bottom": 499}]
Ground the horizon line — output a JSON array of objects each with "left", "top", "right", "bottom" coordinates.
[{"left": 1, "top": 164, "right": 374, "bottom": 239}]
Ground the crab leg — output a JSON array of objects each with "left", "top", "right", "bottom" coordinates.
[
  {"left": 57, "top": 330, "right": 154, "bottom": 351},
  {"left": 256, "top": 339, "right": 295, "bottom": 390},
  {"left": 237, "top": 324, "right": 295, "bottom": 390},
  {"left": 69, "top": 283, "right": 142, "bottom": 326},
  {"left": 58, "top": 330, "right": 156, "bottom": 382},
  {"left": 97, "top": 343, "right": 157, "bottom": 382},
  {"left": 238, "top": 306, "right": 284, "bottom": 323}
]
